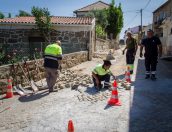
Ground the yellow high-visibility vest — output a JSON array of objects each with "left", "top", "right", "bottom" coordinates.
[{"left": 44, "top": 43, "right": 62, "bottom": 56}]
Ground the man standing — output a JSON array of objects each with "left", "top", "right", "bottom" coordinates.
[
  {"left": 140, "top": 29, "right": 162, "bottom": 80},
  {"left": 44, "top": 40, "right": 62, "bottom": 92},
  {"left": 92, "top": 60, "right": 116, "bottom": 91},
  {"left": 123, "top": 31, "right": 138, "bottom": 74}
]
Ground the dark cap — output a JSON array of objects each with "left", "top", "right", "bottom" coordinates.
[
  {"left": 147, "top": 29, "right": 154, "bottom": 33},
  {"left": 103, "top": 60, "right": 112, "bottom": 66}
]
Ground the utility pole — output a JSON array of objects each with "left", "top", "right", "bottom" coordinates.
[{"left": 140, "top": 8, "right": 143, "bottom": 38}]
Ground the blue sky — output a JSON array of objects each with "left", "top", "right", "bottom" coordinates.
[{"left": 0, "top": 0, "right": 167, "bottom": 38}]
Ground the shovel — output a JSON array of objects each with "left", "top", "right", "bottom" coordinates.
[
  {"left": 18, "top": 62, "right": 38, "bottom": 93},
  {"left": 10, "top": 62, "right": 26, "bottom": 96}
]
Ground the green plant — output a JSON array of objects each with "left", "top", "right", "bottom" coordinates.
[
  {"left": 106, "top": 0, "right": 123, "bottom": 39},
  {"left": 16, "top": 10, "right": 32, "bottom": 17},
  {"left": 0, "top": 12, "right": 5, "bottom": 19},
  {"left": 8, "top": 13, "right": 11, "bottom": 18},
  {"left": 86, "top": 9, "right": 108, "bottom": 29},
  {"left": 96, "top": 25, "right": 106, "bottom": 39},
  {"left": 31, "top": 7, "right": 52, "bottom": 42}
]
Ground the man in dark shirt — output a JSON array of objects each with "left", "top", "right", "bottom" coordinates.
[{"left": 140, "top": 29, "right": 162, "bottom": 80}]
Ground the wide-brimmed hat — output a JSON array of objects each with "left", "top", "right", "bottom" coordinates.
[{"left": 127, "top": 31, "right": 132, "bottom": 35}]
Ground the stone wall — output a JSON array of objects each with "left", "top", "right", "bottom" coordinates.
[
  {"left": 0, "top": 29, "right": 90, "bottom": 55},
  {"left": 0, "top": 51, "right": 88, "bottom": 94},
  {"left": 95, "top": 38, "right": 118, "bottom": 51}
]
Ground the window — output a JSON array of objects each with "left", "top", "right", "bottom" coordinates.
[{"left": 171, "top": 28, "right": 172, "bottom": 34}]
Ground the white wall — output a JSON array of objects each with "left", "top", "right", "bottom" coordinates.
[{"left": 161, "top": 20, "right": 172, "bottom": 56}]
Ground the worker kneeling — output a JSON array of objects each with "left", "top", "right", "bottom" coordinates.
[{"left": 92, "top": 60, "right": 115, "bottom": 91}]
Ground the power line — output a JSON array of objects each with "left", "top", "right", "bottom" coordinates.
[
  {"left": 143, "top": 0, "right": 151, "bottom": 10},
  {"left": 124, "top": 13, "right": 139, "bottom": 29},
  {"left": 123, "top": 10, "right": 139, "bottom": 14}
]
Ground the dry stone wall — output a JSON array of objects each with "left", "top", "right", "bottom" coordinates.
[
  {"left": 95, "top": 38, "right": 119, "bottom": 52},
  {"left": 0, "top": 51, "right": 88, "bottom": 94}
]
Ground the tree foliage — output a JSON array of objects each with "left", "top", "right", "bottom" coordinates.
[
  {"left": 8, "top": 13, "right": 11, "bottom": 18},
  {"left": 31, "top": 6, "right": 52, "bottom": 42},
  {"left": 106, "top": 0, "right": 123, "bottom": 39},
  {"left": 17, "top": 10, "right": 31, "bottom": 17},
  {"left": 86, "top": 9, "right": 108, "bottom": 29},
  {"left": 86, "top": 0, "right": 123, "bottom": 39},
  {"left": 96, "top": 25, "right": 106, "bottom": 39},
  {"left": 86, "top": 9, "right": 108, "bottom": 38},
  {"left": 0, "top": 12, "right": 5, "bottom": 19}
]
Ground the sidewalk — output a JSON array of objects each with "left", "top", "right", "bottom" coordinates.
[{"left": 130, "top": 56, "right": 172, "bottom": 132}]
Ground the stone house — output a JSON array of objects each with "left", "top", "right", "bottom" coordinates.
[
  {"left": 160, "top": 17, "right": 172, "bottom": 56},
  {"left": 0, "top": 16, "right": 95, "bottom": 61},
  {"left": 73, "top": 1, "right": 110, "bottom": 17},
  {"left": 153, "top": 0, "right": 172, "bottom": 56},
  {"left": 153, "top": 0, "right": 172, "bottom": 37}
]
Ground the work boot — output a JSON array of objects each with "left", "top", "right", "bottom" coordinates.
[
  {"left": 95, "top": 84, "right": 102, "bottom": 91},
  {"left": 49, "top": 89, "right": 58, "bottom": 93},
  {"left": 130, "top": 70, "right": 133, "bottom": 74},
  {"left": 104, "top": 84, "right": 111, "bottom": 89},
  {"left": 151, "top": 74, "right": 157, "bottom": 80},
  {"left": 145, "top": 74, "right": 150, "bottom": 79}
]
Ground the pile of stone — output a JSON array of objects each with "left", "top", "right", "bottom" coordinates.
[
  {"left": 116, "top": 79, "right": 131, "bottom": 90},
  {"left": 76, "top": 91, "right": 111, "bottom": 103},
  {"left": 56, "top": 69, "right": 93, "bottom": 90}
]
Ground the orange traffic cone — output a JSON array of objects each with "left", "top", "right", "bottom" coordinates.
[
  {"left": 108, "top": 80, "right": 121, "bottom": 106},
  {"left": 68, "top": 120, "right": 74, "bottom": 132},
  {"left": 5, "top": 78, "right": 13, "bottom": 98},
  {"left": 125, "top": 67, "right": 131, "bottom": 83}
]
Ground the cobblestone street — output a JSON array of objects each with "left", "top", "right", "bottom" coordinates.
[
  {"left": 0, "top": 50, "right": 172, "bottom": 132},
  {"left": 0, "top": 50, "right": 131, "bottom": 132}
]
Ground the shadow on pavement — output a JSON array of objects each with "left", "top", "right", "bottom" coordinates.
[
  {"left": 84, "top": 86, "right": 97, "bottom": 95},
  {"left": 18, "top": 90, "right": 49, "bottom": 102},
  {"left": 104, "top": 104, "right": 113, "bottom": 110},
  {"left": 129, "top": 58, "right": 172, "bottom": 132}
]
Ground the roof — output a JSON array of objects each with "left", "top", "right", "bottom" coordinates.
[
  {"left": 128, "top": 26, "right": 141, "bottom": 34},
  {"left": 153, "top": 0, "right": 170, "bottom": 13},
  {"left": 74, "top": 1, "right": 110, "bottom": 13},
  {"left": 0, "top": 16, "right": 94, "bottom": 25}
]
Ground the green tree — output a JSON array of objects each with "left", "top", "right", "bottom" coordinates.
[
  {"left": 96, "top": 25, "right": 106, "bottom": 39},
  {"left": 0, "top": 12, "right": 5, "bottom": 19},
  {"left": 86, "top": 9, "right": 108, "bottom": 38},
  {"left": 8, "top": 13, "right": 11, "bottom": 18},
  {"left": 106, "top": 0, "right": 123, "bottom": 39},
  {"left": 86, "top": 9, "right": 108, "bottom": 29},
  {"left": 17, "top": 10, "right": 31, "bottom": 17},
  {"left": 31, "top": 6, "right": 52, "bottom": 42}
]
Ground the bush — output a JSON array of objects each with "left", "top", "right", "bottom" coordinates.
[{"left": 96, "top": 25, "right": 106, "bottom": 39}]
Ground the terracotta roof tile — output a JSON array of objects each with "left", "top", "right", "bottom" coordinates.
[
  {"left": 0, "top": 16, "right": 93, "bottom": 25},
  {"left": 74, "top": 1, "right": 109, "bottom": 13}
]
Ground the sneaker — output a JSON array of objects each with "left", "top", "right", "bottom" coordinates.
[
  {"left": 151, "top": 74, "right": 157, "bottom": 80},
  {"left": 145, "top": 74, "right": 150, "bottom": 79}
]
